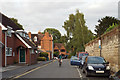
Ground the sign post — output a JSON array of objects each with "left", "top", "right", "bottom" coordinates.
[{"left": 99, "top": 38, "right": 102, "bottom": 57}]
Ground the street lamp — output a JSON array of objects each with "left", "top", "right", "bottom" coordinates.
[{"left": 99, "top": 37, "right": 102, "bottom": 57}]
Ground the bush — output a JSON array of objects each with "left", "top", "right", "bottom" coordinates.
[
  {"left": 37, "top": 57, "right": 46, "bottom": 61},
  {"left": 68, "top": 55, "right": 71, "bottom": 59},
  {"left": 104, "top": 23, "right": 118, "bottom": 34},
  {"left": 39, "top": 52, "right": 48, "bottom": 58},
  {"left": 53, "top": 52, "right": 59, "bottom": 57}
]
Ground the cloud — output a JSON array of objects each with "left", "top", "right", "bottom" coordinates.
[{"left": 0, "top": 0, "right": 119, "bottom": 35}]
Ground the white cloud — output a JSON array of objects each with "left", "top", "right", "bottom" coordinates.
[{"left": 0, "top": 0, "right": 119, "bottom": 35}]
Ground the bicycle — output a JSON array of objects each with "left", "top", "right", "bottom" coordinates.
[{"left": 59, "top": 59, "right": 62, "bottom": 67}]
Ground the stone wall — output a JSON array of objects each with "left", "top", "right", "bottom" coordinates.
[{"left": 85, "top": 26, "right": 120, "bottom": 72}]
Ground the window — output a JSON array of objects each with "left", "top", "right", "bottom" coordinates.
[
  {"left": 30, "top": 49, "right": 34, "bottom": 54},
  {"left": 61, "top": 49, "right": 65, "bottom": 52},
  {"left": 26, "top": 35, "right": 30, "bottom": 39},
  {"left": 19, "top": 32, "right": 22, "bottom": 37},
  {"left": 6, "top": 47, "right": 12, "bottom": 56},
  {"left": 32, "top": 49, "right": 34, "bottom": 53},
  {"left": 54, "top": 50, "right": 58, "bottom": 52},
  {"left": 23, "top": 33, "right": 26, "bottom": 37},
  {"left": 34, "top": 36, "right": 37, "bottom": 42},
  {"left": 7, "top": 28, "right": 12, "bottom": 37}
]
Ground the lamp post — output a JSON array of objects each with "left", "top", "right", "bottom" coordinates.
[{"left": 99, "top": 37, "right": 102, "bottom": 57}]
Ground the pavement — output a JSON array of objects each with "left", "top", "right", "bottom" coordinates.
[
  {"left": 2, "top": 61, "right": 42, "bottom": 72},
  {"left": 9, "top": 59, "right": 109, "bottom": 80},
  {"left": 2, "top": 60, "right": 53, "bottom": 79}
]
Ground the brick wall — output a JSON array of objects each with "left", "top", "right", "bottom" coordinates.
[
  {"left": 41, "top": 32, "right": 53, "bottom": 59},
  {"left": 41, "top": 32, "right": 52, "bottom": 51},
  {"left": 31, "top": 54, "right": 37, "bottom": 64},
  {"left": 2, "top": 31, "right": 37, "bottom": 66},
  {"left": 85, "top": 26, "right": 120, "bottom": 72}
]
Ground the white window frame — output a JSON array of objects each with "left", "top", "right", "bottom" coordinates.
[
  {"left": 7, "top": 28, "right": 12, "bottom": 37},
  {"left": 6, "top": 47, "right": 12, "bottom": 56},
  {"left": 31, "top": 49, "right": 34, "bottom": 54}
]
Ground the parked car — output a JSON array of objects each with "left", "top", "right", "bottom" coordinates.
[
  {"left": 110, "top": 70, "right": 120, "bottom": 80},
  {"left": 77, "top": 52, "right": 89, "bottom": 59},
  {"left": 79, "top": 56, "right": 87, "bottom": 69},
  {"left": 54, "top": 57, "right": 58, "bottom": 59},
  {"left": 62, "top": 56, "right": 66, "bottom": 59},
  {"left": 82, "top": 56, "right": 110, "bottom": 77},
  {"left": 70, "top": 56, "right": 81, "bottom": 66}
]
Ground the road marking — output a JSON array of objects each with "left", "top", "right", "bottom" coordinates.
[
  {"left": 13, "top": 61, "right": 54, "bottom": 79},
  {"left": 77, "top": 67, "right": 82, "bottom": 78}
]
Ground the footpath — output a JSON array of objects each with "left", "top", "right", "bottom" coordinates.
[{"left": 1, "top": 60, "right": 53, "bottom": 79}]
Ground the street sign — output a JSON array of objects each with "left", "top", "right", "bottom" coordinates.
[{"left": 99, "top": 45, "right": 101, "bottom": 49}]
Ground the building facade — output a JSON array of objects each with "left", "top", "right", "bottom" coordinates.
[
  {"left": 54, "top": 43, "right": 68, "bottom": 56},
  {"left": 0, "top": 12, "right": 37, "bottom": 67},
  {"left": 28, "top": 31, "right": 53, "bottom": 60},
  {"left": 2, "top": 30, "right": 37, "bottom": 67}
]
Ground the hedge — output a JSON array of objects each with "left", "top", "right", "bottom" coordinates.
[
  {"left": 39, "top": 52, "right": 48, "bottom": 58},
  {"left": 37, "top": 57, "right": 46, "bottom": 61}
]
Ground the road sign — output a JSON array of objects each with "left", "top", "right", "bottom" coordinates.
[{"left": 99, "top": 45, "right": 101, "bottom": 49}]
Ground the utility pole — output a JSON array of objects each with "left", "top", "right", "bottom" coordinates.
[{"left": 99, "top": 37, "right": 102, "bottom": 57}]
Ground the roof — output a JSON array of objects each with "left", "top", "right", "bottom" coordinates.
[
  {"left": 16, "top": 33, "right": 37, "bottom": 49},
  {"left": 31, "top": 34, "right": 44, "bottom": 46},
  {"left": 38, "top": 48, "right": 46, "bottom": 52},
  {"left": 54, "top": 43, "right": 64, "bottom": 49},
  {"left": 0, "top": 12, "right": 22, "bottom": 31}
]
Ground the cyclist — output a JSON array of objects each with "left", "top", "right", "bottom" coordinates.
[{"left": 58, "top": 50, "right": 62, "bottom": 67}]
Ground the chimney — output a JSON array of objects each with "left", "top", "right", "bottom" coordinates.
[
  {"left": 0, "top": 26, "right": 2, "bottom": 42},
  {"left": 45, "top": 32, "right": 49, "bottom": 37},
  {"left": 28, "top": 31, "right": 31, "bottom": 39},
  {"left": 38, "top": 30, "right": 41, "bottom": 34}
]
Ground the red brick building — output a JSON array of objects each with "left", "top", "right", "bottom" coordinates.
[
  {"left": 1, "top": 12, "right": 37, "bottom": 67},
  {"left": 54, "top": 43, "right": 69, "bottom": 56},
  {"left": 0, "top": 25, "right": 3, "bottom": 67},
  {"left": 28, "top": 31, "right": 53, "bottom": 60}
]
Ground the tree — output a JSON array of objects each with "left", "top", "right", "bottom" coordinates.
[
  {"left": 62, "top": 10, "right": 94, "bottom": 53},
  {"left": 44, "top": 28, "right": 61, "bottom": 43},
  {"left": 53, "top": 52, "right": 59, "bottom": 57},
  {"left": 10, "top": 18, "right": 24, "bottom": 30},
  {"left": 94, "top": 16, "right": 120, "bottom": 37},
  {"left": 59, "top": 35, "right": 68, "bottom": 44}
]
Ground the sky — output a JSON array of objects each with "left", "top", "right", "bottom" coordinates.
[{"left": 0, "top": 0, "right": 120, "bottom": 35}]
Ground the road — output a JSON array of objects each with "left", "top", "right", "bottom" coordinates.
[{"left": 13, "top": 59, "right": 109, "bottom": 80}]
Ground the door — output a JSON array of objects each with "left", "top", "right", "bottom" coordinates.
[{"left": 20, "top": 49, "right": 25, "bottom": 62}]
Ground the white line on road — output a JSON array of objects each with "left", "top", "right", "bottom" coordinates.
[{"left": 77, "top": 67, "right": 82, "bottom": 78}]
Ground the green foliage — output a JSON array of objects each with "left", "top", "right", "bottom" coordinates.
[
  {"left": 53, "top": 52, "right": 59, "bottom": 57},
  {"left": 10, "top": 18, "right": 24, "bottom": 30},
  {"left": 67, "top": 55, "right": 71, "bottom": 59},
  {"left": 62, "top": 10, "right": 94, "bottom": 53},
  {"left": 104, "top": 23, "right": 118, "bottom": 34},
  {"left": 39, "top": 52, "right": 48, "bottom": 58},
  {"left": 44, "top": 28, "right": 61, "bottom": 43},
  {"left": 59, "top": 35, "right": 68, "bottom": 44},
  {"left": 37, "top": 57, "right": 46, "bottom": 61},
  {"left": 94, "top": 16, "right": 120, "bottom": 37}
]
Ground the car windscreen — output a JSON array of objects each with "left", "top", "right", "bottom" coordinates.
[
  {"left": 72, "top": 57, "right": 78, "bottom": 60},
  {"left": 82, "top": 56, "right": 86, "bottom": 61},
  {"left": 79, "top": 53, "right": 88, "bottom": 56},
  {"left": 87, "top": 57, "right": 106, "bottom": 64}
]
